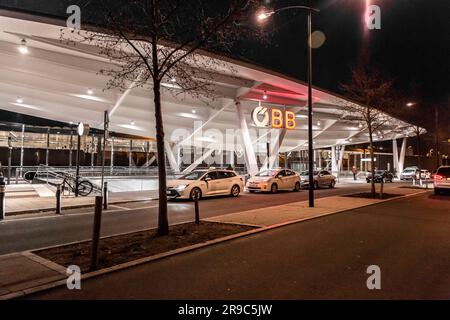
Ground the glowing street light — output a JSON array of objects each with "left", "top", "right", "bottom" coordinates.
[
  {"left": 406, "top": 102, "right": 415, "bottom": 107},
  {"left": 255, "top": 5, "right": 320, "bottom": 208},
  {"left": 257, "top": 10, "right": 274, "bottom": 21}
]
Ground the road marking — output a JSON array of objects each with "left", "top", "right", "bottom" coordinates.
[
  {"left": 0, "top": 204, "right": 164, "bottom": 223},
  {"left": 110, "top": 204, "right": 132, "bottom": 211}
]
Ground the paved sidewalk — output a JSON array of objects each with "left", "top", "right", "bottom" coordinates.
[
  {"left": 0, "top": 252, "right": 66, "bottom": 299},
  {"left": 4, "top": 190, "right": 159, "bottom": 215},
  {"left": 206, "top": 186, "right": 425, "bottom": 227}
]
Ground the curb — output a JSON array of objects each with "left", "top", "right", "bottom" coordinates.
[
  {"left": 5, "top": 197, "right": 158, "bottom": 216},
  {"left": 2, "top": 189, "right": 428, "bottom": 300}
]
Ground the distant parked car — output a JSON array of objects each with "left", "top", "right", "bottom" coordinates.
[
  {"left": 434, "top": 166, "right": 450, "bottom": 195},
  {"left": 246, "top": 168, "right": 301, "bottom": 193},
  {"left": 300, "top": 170, "right": 336, "bottom": 189},
  {"left": 400, "top": 167, "right": 419, "bottom": 180},
  {"left": 416, "top": 169, "right": 431, "bottom": 179},
  {"left": 166, "top": 169, "right": 244, "bottom": 200},
  {"left": 366, "top": 170, "right": 394, "bottom": 183}
]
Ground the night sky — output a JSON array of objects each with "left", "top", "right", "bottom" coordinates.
[{"left": 233, "top": 0, "right": 449, "bottom": 131}]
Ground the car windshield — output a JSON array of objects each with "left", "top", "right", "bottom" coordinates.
[
  {"left": 178, "top": 171, "right": 207, "bottom": 180},
  {"left": 255, "top": 170, "right": 278, "bottom": 177},
  {"left": 437, "top": 167, "right": 450, "bottom": 178},
  {"left": 404, "top": 169, "right": 415, "bottom": 173},
  {"left": 300, "top": 171, "right": 319, "bottom": 176}
]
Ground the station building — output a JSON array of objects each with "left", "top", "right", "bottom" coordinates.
[{"left": 0, "top": 5, "right": 422, "bottom": 184}]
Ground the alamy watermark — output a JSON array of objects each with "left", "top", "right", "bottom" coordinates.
[
  {"left": 66, "top": 265, "right": 81, "bottom": 290},
  {"left": 366, "top": 265, "right": 381, "bottom": 290},
  {"left": 66, "top": 5, "right": 81, "bottom": 29},
  {"left": 366, "top": 5, "right": 381, "bottom": 30}
]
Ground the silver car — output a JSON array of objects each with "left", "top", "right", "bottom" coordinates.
[{"left": 300, "top": 170, "right": 336, "bottom": 189}]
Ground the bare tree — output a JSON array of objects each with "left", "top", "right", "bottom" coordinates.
[
  {"left": 62, "top": 0, "right": 260, "bottom": 235},
  {"left": 340, "top": 65, "right": 395, "bottom": 198}
]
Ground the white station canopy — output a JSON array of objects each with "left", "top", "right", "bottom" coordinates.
[{"left": 0, "top": 13, "right": 417, "bottom": 153}]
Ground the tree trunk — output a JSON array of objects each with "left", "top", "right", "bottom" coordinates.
[
  {"left": 368, "top": 127, "right": 376, "bottom": 198},
  {"left": 153, "top": 82, "right": 169, "bottom": 236}
]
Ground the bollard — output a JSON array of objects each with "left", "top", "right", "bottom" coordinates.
[
  {"left": 0, "top": 176, "right": 5, "bottom": 220},
  {"left": 194, "top": 196, "right": 200, "bottom": 225},
  {"left": 103, "top": 181, "right": 108, "bottom": 210},
  {"left": 55, "top": 184, "right": 62, "bottom": 214},
  {"left": 90, "top": 196, "right": 103, "bottom": 271}
]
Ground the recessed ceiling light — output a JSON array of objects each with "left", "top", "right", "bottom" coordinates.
[
  {"left": 16, "top": 97, "right": 24, "bottom": 104},
  {"left": 170, "top": 77, "right": 176, "bottom": 83},
  {"left": 130, "top": 120, "right": 135, "bottom": 126},
  {"left": 18, "top": 39, "right": 29, "bottom": 54},
  {"left": 263, "top": 91, "right": 268, "bottom": 100},
  {"left": 317, "top": 120, "right": 321, "bottom": 126},
  {"left": 87, "top": 88, "right": 94, "bottom": 95},
  {"left": 192, "top": 109, "right": 196, "bottom": 114}
]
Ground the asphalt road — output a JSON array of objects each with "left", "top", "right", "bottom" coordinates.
[
  {"left": 0, "top": 181, "right": 396, "bottom": 254},
  {"left": 29, "top": 191, "right": 450, "bottom": 299}
]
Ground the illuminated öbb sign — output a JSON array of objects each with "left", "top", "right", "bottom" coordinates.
[{"left": 251, "top": 106, "right": 296, "bottom": 129}]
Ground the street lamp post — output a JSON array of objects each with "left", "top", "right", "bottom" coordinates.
[{"left": 258, "top": 5, "right": 320, "bottom": 207}]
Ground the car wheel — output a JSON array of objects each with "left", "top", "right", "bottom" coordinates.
[
  {"left": 329, "top": 180, "right": 335, "bottom": 188},
  {"left": 230, "top": 185, "right": 240, "bottom": 197},
  {"left": 294, "top": 182, "right": 301, "bottom": 192},
  {"left": 434, "top": 188, "right": 440, "bottom": 195},
  {"left": 314, "top": 181, "right": 319, "bottom": 189},
  {"left": 190, "top": 187, "right": 202, "bottom": 200},
  {"left": 270, "top": 183, "right": 278, "bottom": 193}
]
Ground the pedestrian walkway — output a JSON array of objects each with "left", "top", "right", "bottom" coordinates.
[
  {"left": 4, "top": 189, "right": 159, "bottom": 215},
  {"left": 0, "top": 252, "right": 66, "bottom": 298},
  {"left": 205, "top": 186, "right": 424, "bottom": 227}
]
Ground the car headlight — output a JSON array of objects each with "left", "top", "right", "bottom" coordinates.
[{"left": 174, "top": 184, "right": 188, "bottom": 191}]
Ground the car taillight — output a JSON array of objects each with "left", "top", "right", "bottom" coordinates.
[{"left": 434, "top": 174, "right": 444, "bottom": 180}]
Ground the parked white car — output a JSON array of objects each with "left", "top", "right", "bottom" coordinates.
[
  {"left": 300, "top": 170, "right": 336, "bottom": 189},
  {"left": 246, "top": 168, "right": 301, "bottom": 193},
  {"left": 434, "top": 166, "right": 450, "bottom": 195},
  {"left": 417, "top": 169, "right": 431, "bottom": 179},
  {"left": 400, "top": 167, "right": 419, "bottom": 180},
  {"left": 167, "top": 169, "right": 244, "bottom": 200}
]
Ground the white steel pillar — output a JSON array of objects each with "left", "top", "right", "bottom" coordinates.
[
  {"left": 165, "top": 140, "right": 180, "bottom": 173},
  {"left": 331, "top": 145, "right": 337, "bottom": 173},
  {"left": 398, "top": 137, "right": 407, "bottom": 175},
  {"left": 235, "top": 100, "right": 258, "bottom": 176},
  {"left": 393, "top": 139, "right": 399, "bottom": 177},
  {"left": 338, "top": 145, "right": 345, "bottom": 173},
  {"left": 20, "top": 124, "right": 25, "bottom": 177}
]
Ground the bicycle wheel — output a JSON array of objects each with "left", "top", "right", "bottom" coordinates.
[{"left": 77, "top": 180, "right": 93, "bottom": 196}]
